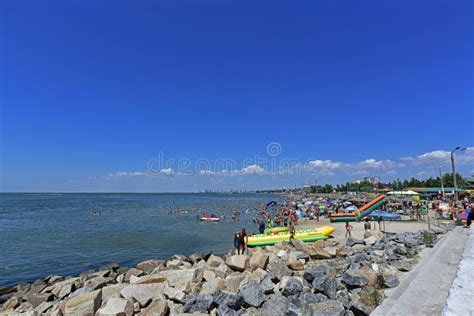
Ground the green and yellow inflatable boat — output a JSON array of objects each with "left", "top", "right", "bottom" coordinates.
[
  {"left": 264, "top": 226, "right": 289, "bottom": 234},
  {"left": 247, "top": 226, "right": 335, "bottom": 247}
]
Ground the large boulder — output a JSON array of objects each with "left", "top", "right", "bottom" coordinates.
[
  {"left": 335, "top": 290, "right": 352, "bottom": 308},
  {"left": 124, "top": 269, "right": 145, "bottom": 283},
  {"left": 222, "top": 275, "right": 245, "bottom": 293},
  {"left": 307, "top": 247, "right": 332, "bottom": 260},
  {"left": 260, "top": 294, "right": 289, "bottom": 316},
  {"left": 341, "top": 270, "right": 368, "bottom": 288},
  {"left": 158, "top": 268, "right": 203, "bottom": 287},
  {"left": 259, "top": 275, "right": 275, "bottom": 295},
  {"left": 266, "top": 259, "right": 290, "bottom": 282},
  {"left": 358, "top": 266, "right": 378, "bottom": 286},
  {"left": 240, "top": 280, "right": 265, "bottom": 307},
  {"left": 120, "top": 284, "right": 165, "bottom": 307},
  {"left": 137, "top": 299, "right": 168, "bottom": 316},
  {"left": 350, "top": 299, "right": 371, "bottom": 316},
  {"left": 249, "top": 252, "right": 269, "bottom": 271},
  {"left": 280, "top": 277, "right": 303, "bottom": 297},
  {"left": 35, "top": 301, "right": 54, "bottom": 314},
  {"left": 226, "top": 255, "right": 249, "bottom": 272},
  {"left": 26, "top": 292, "right": 54, "bottom": 308},
  {"left": 347, "top": 237, "right": 364, "bottom": 247},
  {"left": 207, "top": 255, "right": 225, "bottom": 268},
  {"left": 162, "top": 285, "right": 186, "bottom": 303},
  {"left": 136, "top": 259, "right": 164, "bottom": 274},
  {"left": 182, "top": 294, "right": 214, "bottom": 313},
  {"left": 96, "top": 297, "right": 133, "bottom": 316},
  {"left": 199, "top": 278, "right": 225, "bottom": 296},
  {"left": 312, "top": 274, "right": 339, "bottom": 298},
  {"left": 65, "top": 289, "right": 102, "bottom": 316},
  {"left": 131, "top": 274, "right": 167, "bottom": 285},
  {"left": 213, "top": 290, "right": 243, "bottom": 310},
  {"left": 301, "top": 292, "right": 329, "bottom": 304},
  {"left": 302, "top": 300, "right": 345, "bottom": 316},
  {"left": 58, "top": 283, "right": 76, "bottom": 300},
  {"left": 1, "top": 296, "right": 19, "bottom": 311},
  {"left": 84, "top": 276, "right": 113, "bottom": 291},
  {"left": 303, "top": 266, "right": 329, "bottom": 284},
  {"left": 102, "top": 284, "right": 126, "bottom": 302}
]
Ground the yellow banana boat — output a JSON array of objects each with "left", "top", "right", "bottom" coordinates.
[{"left": 247, "top": 226, "right": 335, "bottom": 247}]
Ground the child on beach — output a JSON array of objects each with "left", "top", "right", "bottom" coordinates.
[{"left": 345, "top": 222, "right": 353, "bottom": 239}]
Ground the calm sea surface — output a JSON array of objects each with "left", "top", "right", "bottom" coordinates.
[{"left": 0, "top": 193, "right": 281, "bottom": 285}]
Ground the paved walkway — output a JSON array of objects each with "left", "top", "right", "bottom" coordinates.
[
  {"left": 442, "top": 225, "right": 474, "bottom": 316},
  {"left": 372, "top": 227, "right": 469, "bottom": 316}
]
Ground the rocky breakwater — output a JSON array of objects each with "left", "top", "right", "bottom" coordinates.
[{"left": 0, "top": 228, "right": 445, "bottom": 316}]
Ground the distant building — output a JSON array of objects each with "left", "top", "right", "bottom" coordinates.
[{"left": 363, "top": 176, "right": 381, "bottom": 185}]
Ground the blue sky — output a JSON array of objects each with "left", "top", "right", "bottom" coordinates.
[{"left": 1, "top": 1, "right": 473, "bottom": 192}]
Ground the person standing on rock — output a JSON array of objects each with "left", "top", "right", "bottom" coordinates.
[{"left": 234, "top": 228, "right": 248, "bottom": 255}]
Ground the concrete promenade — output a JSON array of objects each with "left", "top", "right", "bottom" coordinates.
[
  {"left": 442, "top": 225, "right": 474, "bottom": 316},
  {"left": 372, "top": 226, "right": 469, "bottom": 316}
]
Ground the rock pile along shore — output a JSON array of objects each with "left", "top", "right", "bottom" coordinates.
[{"left": 0, "top": 228, "right": 445, "bottom": 316}]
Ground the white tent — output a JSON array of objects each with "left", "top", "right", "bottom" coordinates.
[{"left": 387, "top": 190, "right": 420, "bottom": 195}]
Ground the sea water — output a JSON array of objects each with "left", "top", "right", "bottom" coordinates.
[{"left": 0, "top": 193, "right": 280, "bottom": 285}]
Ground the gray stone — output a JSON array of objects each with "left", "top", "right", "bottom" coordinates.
[
  {"left": 216, "top": 304, "right": 240, "bottom": 316},
  {"left": 1, "top": 296, "right": 19, "bottom": 311},
  {"left": 69, "top": 287, "right": 92, "bottom": 299},
  {"left": 120, "top": 284, "right": 165, "bottom": 307},
  {"left": 301, "top": 292, "right": 329, "bottom": 304},
  {"left": 281, "top": 277, "right": 303, "bottom": 297},
  {"left": 266, "top": 259, "right": 290, "bottom": 282},
  {"left": 46, "top": 275, "right": 65, "bottom": 284},
  {"left": 392, "top": 259, "right": 413, "bottom": 272},
  {"left": 259, "top": 275, "right": 275, "bottom": 295},
  {"left": 208, "top": 255, "right": 225, "bottom": 268},
  {"left": 35, "top": 301, "right": 53, "bottom": 314},
  {"left": 226, "top": 255, "right": 249, "bottom": 272},
  {"left": 335, "top": 290, "right": 352, "bottom": 308},
  {"left": 303, "top": 266, "right": 329, "bottom": 283},
  {"left": 302, "top": 300, "right": 345, "bottom": 316},
  {"left": 158, "top": 268, "right": 203, "bottom": 287},
  {"left": 383, "top": 275, "right": 400, "bottom": 288},
  {"left": 249, "top": 252, "right": 269, "bottom": 271},
  {"left": 349, "top": 300, "right": 371, "bottom": 316},
  {"left": 65, "top": 289, "right": 102, "bottom": 316},
  {"left": 84, "top": 276, "right": 112, "bottom": 291},
  {"left": 213, "top": 290, "right": 243, "bottom": 309},
  {"left": 96, "top": 297, "right": 133, "bottom": 316},
  {"left": 200, "top": 278, "right": 225, "bottom": 296},
  {"left": 26, "top": 292, "right": 54, "bottom": 308},
  {"left": 102, "top": 284, "right": 125, "bottom": 302},
  {"left": 312, "top": 275, "right": 339, "bottom": 298},
  {"left": 15, "top": 302, "right": 33, "bottom": 313},
  {"left": 162, "top": 285, "right": 186, "bottom": 303},
  {"left": 136, "top": 259, "right": 163, "bottom": 274},
  {"left": 341, "top": 270, "right": 368, "bottom": 287},
  {"left": 260, "top": 294, "right": 289, "bottom": 316},
  {"left": 347, "top": 237, "right": 364, "bottom": 247},
  {"left": 137, "top": 299, "right": 168, "bottom": 316},
  {"left": 240, "top": 280, "right": 265, "bottom": 307},
  {"left": 182, "top": 294, "right": 214, "bottom": 313},
  {"left": 58, "top": 283, "right": 75, "bottom": 299}
]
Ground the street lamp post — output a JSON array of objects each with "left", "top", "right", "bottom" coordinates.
[
  {"left": 450, "top": 147, "right": 466, "bottom": 201},
  {"left": 439, "top": 165, "right": 446, "bottom": 200}
]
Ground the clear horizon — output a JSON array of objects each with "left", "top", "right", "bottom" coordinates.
[{"left": 1, "top": 1, "right": 473, "bottom": 192}]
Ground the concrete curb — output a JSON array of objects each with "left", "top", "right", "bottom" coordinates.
[{"left": 372, "top": 227, "right": 469, "bottom": 316}]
